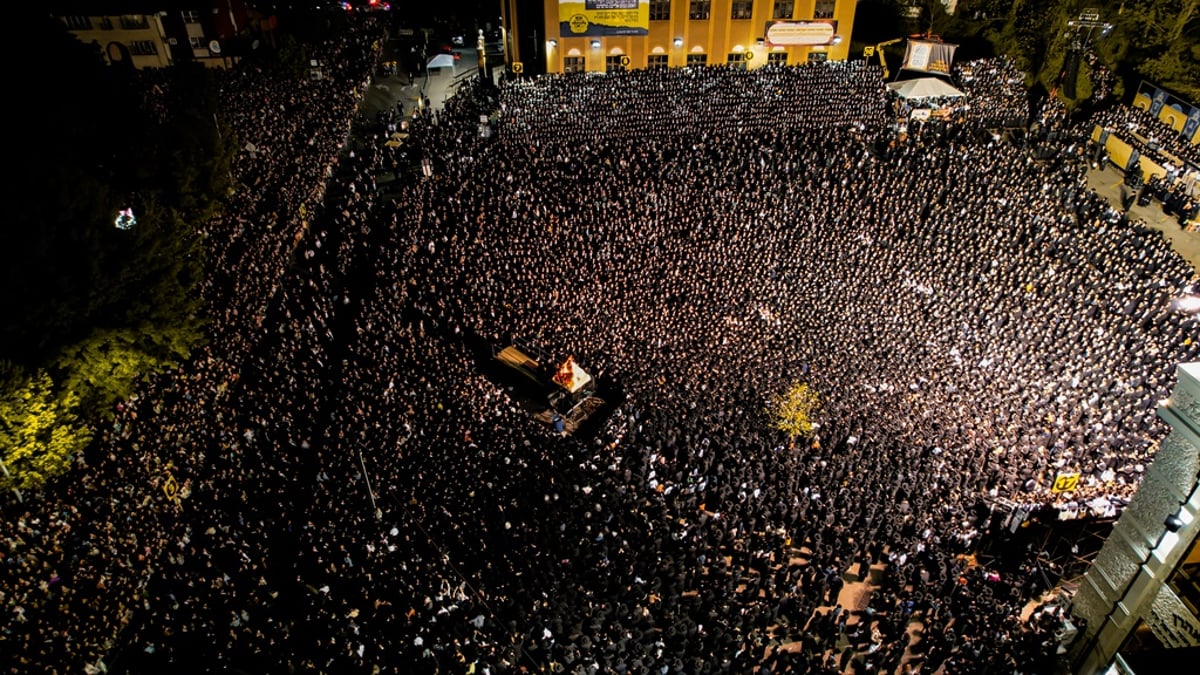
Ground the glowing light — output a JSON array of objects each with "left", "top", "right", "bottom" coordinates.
[
  {"left": 114, "top": 208, "right": 137, "bottom": 230},
  {"left": 1171, "top": 294, "right": 1200, "bottom": 314}
]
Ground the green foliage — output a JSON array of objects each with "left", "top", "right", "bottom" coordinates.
[
  {"left": 927, "top": 0, "right": 1200, "bottom": 105},
  {"left": 0, "top": 18, "right": 226, "bottom": 494},
  {"left": 54, "top": 326, "right": 195, "bottom": 421},
  {"left": 5, "top": 21, "right": 219, "bottom": 356},
  {"left": 249, "top": 31, "right": 314, "bottom": 80},
  {"left": 0, "top": 364, "right": 93, "bottom": 492},
  {"left": 769, "top": 382, "right": 821, "bottom": 442}
]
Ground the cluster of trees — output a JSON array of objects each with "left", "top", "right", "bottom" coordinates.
[
  {"left": 0, "top": 3, "right": 426, "bottom": 497},
  {"left": 1, "top": 20, "right": 235, "bottom": 494},
  {"left": 854, "top": 0, "right": 1199, "bottom": 106}
]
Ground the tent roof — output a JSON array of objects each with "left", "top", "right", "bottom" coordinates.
[
  {"left": 886, "top": 77, "right": 965, "bottom": 99},
  {"left": 426, "top": 53, "right": 456, "bottom": 70}
]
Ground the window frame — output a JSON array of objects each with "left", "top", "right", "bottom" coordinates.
[
  {"left": 689, "top": 0, "right": 711, "bottom": 20},
  {"left": 129, "top": 40, "right": 159, "bottom": 56},
  {"left": 563, "top": 56, "right": 586, "bottom": 74},
  {"left": 649, "top": 0, "right": 670, "bottom": 21}
]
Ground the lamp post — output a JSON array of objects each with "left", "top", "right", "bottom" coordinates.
[
  {"left": 0, "top": 457, "right": 23, "bottom": 503},
  {"left": 1061, "top": 8, "right": 1113, "bottom": 99}
]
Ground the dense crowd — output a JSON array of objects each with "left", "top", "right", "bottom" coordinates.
[
  {"left": 953, "top": 57, "right": 1029, "bottom": 129},
  {"left": 4, "top": 21, "right": 1199, "bottom": 675},
  {"left": 2, "top": 17, "right": 385, "bottom": 673},
  {"left": 1090, "top": 102, "right": 1200, "bottom": 175}
]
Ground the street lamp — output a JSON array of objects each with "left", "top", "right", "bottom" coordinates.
[{"left": 1061, "top": 8, "right": 1113, "bottom": 99}]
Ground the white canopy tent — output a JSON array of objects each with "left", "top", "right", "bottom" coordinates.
[
  {"left": 426, "top": 53, "right": 457, "bottom": 73},
  {"left": 886, "top": 77, "right": 966, "bottom": 99}
]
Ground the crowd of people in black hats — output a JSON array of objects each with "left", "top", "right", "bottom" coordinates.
[
  {"left": 1086, "top": 103, "right": 1200, "bottom": 228},
  {"left": 2, "top": 16, "right": 386, "bottom": 674},
  {"left": 4, "top": 13, "right": 1200, "bottom": 674},
  {"left": 1090, "top": 102, "right": 1200, "bottom": 172}
]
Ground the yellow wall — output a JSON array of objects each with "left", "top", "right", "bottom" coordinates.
[
  {"left": 63, "top": 15, "right": 173, "bottom": 69},
  {"left": 1132, "top": 93, "right": 1200, "bottom": 146},
  {"left": 1091, "top": 125, "right": 1169, "bottom": 182},
  {"left": 543, "top": 0, "right": 855, "bottom": 73}
]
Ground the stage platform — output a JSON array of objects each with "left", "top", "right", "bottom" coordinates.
[{"left": 490, "top": 341, "right": 612, "bottom": 437}]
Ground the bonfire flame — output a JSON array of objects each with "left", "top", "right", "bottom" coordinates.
[{"left": 553, "top": 356, "right": 577, "bottom": 390}]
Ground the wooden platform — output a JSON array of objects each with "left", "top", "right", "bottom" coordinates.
[{"left": 495, "top": 345, "right": 543, "bottom": 385}]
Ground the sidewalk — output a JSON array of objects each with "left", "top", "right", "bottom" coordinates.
[{"left": 1085, "top": 166, "right": 1200, "bottom": 272}]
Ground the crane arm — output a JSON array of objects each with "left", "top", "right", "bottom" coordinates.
[{"left": 863, "top": 38, "right": 903, "bottom": 78}]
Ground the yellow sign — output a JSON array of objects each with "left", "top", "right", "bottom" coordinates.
[
  {"left": 764, "top": 20, "right": 837, "bottom": 46},
  {"left": 619, "top": 55, "right": 630, "bottom": 67},
  {"left": 745, "top": 51, "right": 754, "bottom": 61},
  {"left": 568, "top": 13, "right": 589, "bottom": 34},
  {"left": 512, "top": 62, "right": 524, "bottom": 73},
  {"left": 163, "top": 474, "right": 179, "bottom": 501},
  {"left": 559, "top": 1, "right": 649, "bottom": 37},
  {"left": 1052, "top": 472, "right": 1081, "bottom": 493}
]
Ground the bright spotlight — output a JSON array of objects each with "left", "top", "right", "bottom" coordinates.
[{"left": 1170, "top": 294, "right": 1200, "bottom": 315}]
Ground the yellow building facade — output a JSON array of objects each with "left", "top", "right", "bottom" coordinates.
[
  {"left": 59, "top": 13, "right": 174, "bottom": 69},
  {"left": 537, "top": 0, "right": 856, "bottom": 74}
]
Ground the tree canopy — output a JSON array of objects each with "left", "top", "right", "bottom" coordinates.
[
  {"left": 768, "top": 382, "right": 821, "bottom": 443},
  {"left": 859, "top": 0, "right": 1200, "bottom": 105},
  {"left": 0, "top": 18, "right": 234, "bottom": 492}
]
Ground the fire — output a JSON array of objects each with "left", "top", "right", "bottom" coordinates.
[{"left": 553, "top": 356, "right": 577, "bottom": 390}]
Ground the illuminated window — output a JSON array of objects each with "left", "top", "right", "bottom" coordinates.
[
  {"left": 689, "top": 1, "right": 710, "bottom": 20},
  {"left": 731, "top": 0, "right": 753, "bottom": 19},
  {"left": 647, "top": 54, "right": 669, "bottom": 69},
  {"left": 814, "top": 0, "right": 836, "bottom": 18},
  {"left": 181, "top": 10, "right": 202, "bottom": 23},
  {"left": 129, "top": 40, "right": 158, "bottom": 56},
  {"left": 768, "top": 52, "right": 788, "bottom": 65},
  {"left": 686, "top": 53, "right": 707, "bottom": 67},
  {"left": 189, "top": 36, "right": 206, "bottom": 50},
  {"left": 650, "top": 0, "right": 670, "bottom": 21},
  {"left": 563, "top": 56, "right": 585, "bottom": 73},
  {"left": 63, "top": 16, "right": 92, "bottom": 30},
  {"left": 727, "top": 52, "right": 747, "bottom": 69},
  {"left": 773, "top": 1, "right": 794, "bottom": 19}
]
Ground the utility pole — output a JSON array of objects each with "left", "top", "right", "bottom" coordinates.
[
  {"left": 1060, "top": 8, "right": 1113, "bottom": 100},
  {"left": 357, "top": 444, "right": 380, "bottom": 519},
  {"left": 0, "top": 457, "right": 24, "bottom": 503}
]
